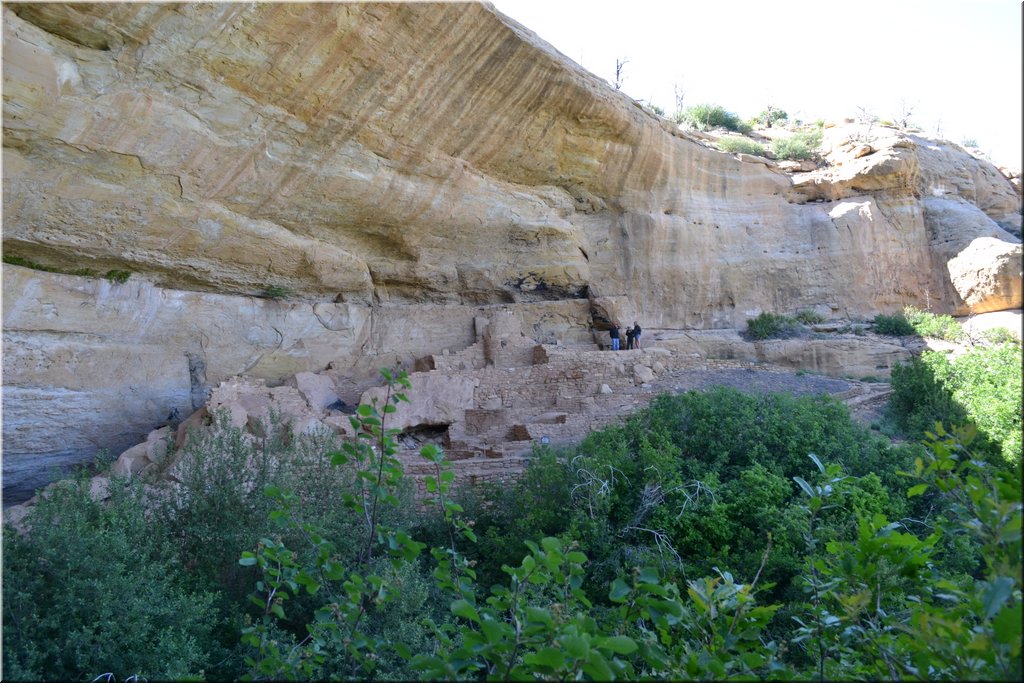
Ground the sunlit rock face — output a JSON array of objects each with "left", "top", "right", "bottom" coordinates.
[{"left": 2, "top": 2, "right": 1020, "bottom": 502}]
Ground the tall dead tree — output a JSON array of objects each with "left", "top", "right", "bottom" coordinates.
[{"left": 614, "top": 57, "right": 628, "bottom": 90}]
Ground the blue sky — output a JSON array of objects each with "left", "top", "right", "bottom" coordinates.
[{"left": 491, "top": 0, "right": 1022, "bottom": 169}]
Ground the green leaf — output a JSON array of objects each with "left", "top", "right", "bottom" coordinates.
[
  {"left": 741, "top": 651, "right": 765, "bottom": 669},
  {"left": 639, "top": 641, "right": 670, "bottom": 670},
  {"left": 992, "top": 603, "right": 1023, "bottom": 645},
  {"left": 981, "top": 577, "right": 1015, "bottom": 620},
  {"left": 271, "top": 603, "right": 285, "bottom": 619},
  {"left": 638, "top": 582, "right": 670, "bottom": 597},
  {"left": 793, "top": 476, "right": 815, "bottom": 498},
  {"left": 239, "top": 552, "right": 257, "bottom": 566},
  {"left": 581, "top": 651, "right": 613, "bottom": 680},
  {"left": 525, "top": 606, "right": 554, "bottom": 627},
  {"left": 638, "top": 567, "right": 660, "bottom": 584},
  {"left": 598, "top": 635, "right": 637, "bottom": 655},
  {"left": 295, "top": 571, "right": 321, "bottom": 595},
  {"left": 523, "top": 648, "right": 566, "bottom": 670},
  {"left": 451, "top": 599, "right": 480, "bottom": 623},
  {"left": 541, "top": 537, "right": 562, "bottom": 553},
  {"left": 356, "top": 404, "right": 373, "bottom": 417},
  {"left": 907, "top": 483, "right": 929, "bottom": 498},
  {"left": 480, "top": 617, "right": 506, "bottom": 644},
  {"left": 323, "top": 561, "right": 345, "bottom": 581},
  {"left": 999, "top": 513, "right": 1022, "bottom": 542},
  {"left": 807, "top": 452, "right": 825, "bottom": 473},
  {"left": 609, "top": 578, "right": 631, "bottom": 602},
  {"left": 561, "top": 634, "right": 589, "bottom": 659}
]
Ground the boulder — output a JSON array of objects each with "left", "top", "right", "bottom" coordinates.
[
  {"left": 359, "top": 372, "right": 479, "bottom": 431},
  {"left": 111, "top": 426, "right": 171, "bottom": 478},
  {"left": 633, "top": 364, "right": 656, "bottom": 384},
  {"left": 287, "top": 371, "right": 342, "bottom": 413},
  {"left": 947, "top": 238, "right": 1023, "bottom": 313}
]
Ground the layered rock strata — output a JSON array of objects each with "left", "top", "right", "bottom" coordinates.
[{"left": 2, "top": 2, "right": 1020, "bottom": 499}]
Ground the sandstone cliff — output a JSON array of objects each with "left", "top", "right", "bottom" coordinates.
[{"left": 2, "top": 2, "right": 1020, "bottom": 501}]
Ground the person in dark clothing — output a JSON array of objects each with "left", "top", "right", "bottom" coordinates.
[
  {"left": 609, "top": 323, "right": 621, "bottom": 350},
  {"left": 632, "top": 321, "right": 642, "bottom": 349},
  {"left": 625, "top": 325, "right": 635, "bottom": 350}
]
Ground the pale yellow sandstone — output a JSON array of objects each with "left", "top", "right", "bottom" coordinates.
[{"left": 2, "top": 2, "right": 1021, "bottom": 501}]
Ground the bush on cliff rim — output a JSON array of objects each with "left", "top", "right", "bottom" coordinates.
[
  {"left": 680, "top": 103, "right": 751, "bottom": 134},
  {"left": 3, "top": 253, "right": 96, "bottom": 277},
  {"left": 771, "top": 129, "right": 822, "bottom": 160},
  {"left": 903, "top": 305, "right": 965, "bottom": 342},
  {"left": 794, "top": 309, "right": 825, "bottom": 325},
  {"left": 716, "top": 136, "right": 766, "bottom": 156},
  {"left": 745, "top": 311, "right": 800, "bottom": 340},
  {"left": 873, "top": 312, "right": 916, "bottom": 336}
]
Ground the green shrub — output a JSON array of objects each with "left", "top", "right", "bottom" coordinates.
[
  {"left": 932, "top": 342, "right": 1022, "bottom": 463},
  {"left": 771, "top": 129, "right": 823, "bottom": 160},
  {"left": 105, "top": 269, "right": 132, "bottom": 284},
  {"left": 746, "top": 312, "right": 799, "bottom": 340},
  {"left": 716, "top": 136, "right": 767, "bottom": 156},
  {"left": 755, "top": 107, "right": 788, "bottom": 128},
  {"left": 903, "top": 306, "right": 964, "bottom": 341},
  {"left": 888, "top": 343, "right": 1021, "bottom": 463},
  {"left": 981, "top": 326, "right": 1018, "bottom": 345},
  {"left": 450, "top": 445, "right": 575, "bottom": 591},
  {"left": 5, "top": 369, "right": 1018, "bottom": 680},
  {"left": 680, "top": 103, "right": 750, "bottom": 133},
  {"left": 468, "top": 387, "right": 919, "bottom": 609},
  {"left": 872, "top": 312, "right": 915, "bottom": 336},
  {"left": 794, "top": 309, "right": 825, "bottom": 325},
  {"left": 260, "top": 284, "right": 293, "bottom": 299},
  {"left": 888, "top": 354, "right": 967, "bottom": 440},
  {"left": 238, "top": 376, "right": 1023, "bottom": 681},
  {"left": 2, "top": 476, "right": 217, "bottom": 681},
  {"left": 4, "top": 253, "right": 96, "bottom": 278},
  {"left": 156, "top": 413, "right": 383, "bottom": 594},
  {"left": 3, "top": 253, "right": 48, "bottom": 270}
]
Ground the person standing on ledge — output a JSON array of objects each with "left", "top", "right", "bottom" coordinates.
[
  {"left": 632, "top": 321, "right": 642, "bottom": 349},
  {"left": 609, "top": 322, "right": 621, "bottom": 350},
  {"left": 625, "top": 325, "right": 635, "bottom": 350}
]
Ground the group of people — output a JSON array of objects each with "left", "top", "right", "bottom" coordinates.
[{"left": 607, "top": 321, "right": 641, "bottom": 351}]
